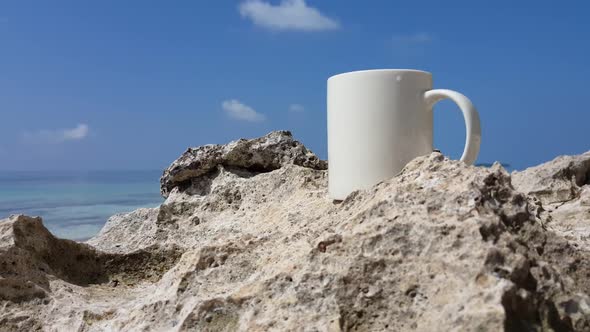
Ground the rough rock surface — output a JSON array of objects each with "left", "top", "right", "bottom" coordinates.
[
  {"left": 160, "top": 130, "right": 327, "bottom": 197},
  {"left": 512, "top": 151, "right": 590, "bottom": 205},
  {"left": 546, "top": 186, "right": 590, "bottom": 252},
  {"left": 1, "top": 132, "right": 590, "bottom": 331},
  {"left": 512, "top": 151, "right": 590, "bottom": 253}
]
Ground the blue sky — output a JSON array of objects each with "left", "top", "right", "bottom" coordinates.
[{"left": 1, "top": 0, "right": 589, "bottom": 171}]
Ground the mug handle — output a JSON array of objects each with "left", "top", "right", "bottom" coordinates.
[{"left": 424, "top": 89, "right": 481, "bottom": 165}]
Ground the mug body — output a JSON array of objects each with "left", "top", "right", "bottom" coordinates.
[{"left": 327, "top": 69, "right": 433, "bottom": 200}]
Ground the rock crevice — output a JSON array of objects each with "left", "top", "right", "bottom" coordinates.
[{"left": 0, "top": 215, "right": 182, "bottom": 303}]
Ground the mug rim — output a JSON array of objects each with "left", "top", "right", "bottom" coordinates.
[{"left": 328, "top": 69, "right": 432, "bottom": 81}]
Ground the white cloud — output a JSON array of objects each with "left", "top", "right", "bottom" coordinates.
[
  {"left": 392, "top": 32, "right": 432, "bottom": 46},
  {"left": 23, "top": 123, "right": 89, "bottom": 144},
  {"left": 239, "top": 0, "right": 339, "bottom": 32},
  {"left": 288, "top": 104, "right": 305, "bottom": 112},
  {"left": 62, "top": 124, "right": 89, "bottom": 140},
  {"left": 222, "top": 100, "right": 266, "bottom": 122}
]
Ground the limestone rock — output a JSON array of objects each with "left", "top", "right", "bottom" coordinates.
[
  {"left": 160, "top": 130, "right": 327, "bottom": 197},
  {"left": 0, "top": 215, "right": 182, "bottom": 331},
  {"left": 88, "top": 207, "right": 160, "bottom": 254},
  {"left": 512, "top": 151, "right": 590, "bottom": 253},
  {"left": 1, "top": 133, "right": 590, "bottom": 331},
  {"left": 547, "top": 186, "right": 590, "bottom": 251},
  {"left": 512, "top": 151, "right": 590, "bottom": 205}
]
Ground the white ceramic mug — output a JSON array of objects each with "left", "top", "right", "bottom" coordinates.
[{"left": 327, "top": 69, "right": 481, "bottom": 200}]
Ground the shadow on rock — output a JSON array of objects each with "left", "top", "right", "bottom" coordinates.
[{"left": 0, "top": 215, "right": 182, "bottom": 302}]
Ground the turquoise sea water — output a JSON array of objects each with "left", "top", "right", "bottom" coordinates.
[{"left": 0, "top": 171, "right": 163, "bottom": 240}]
